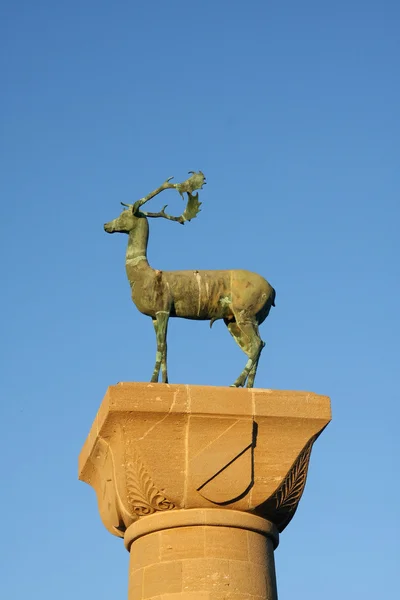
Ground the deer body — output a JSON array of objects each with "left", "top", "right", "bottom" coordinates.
[
  {"left": 104, "top": 173, "right": 275, "bottom": 387},
  {"left": 131, "top": 265, "right": 274, "bottom": 323}
]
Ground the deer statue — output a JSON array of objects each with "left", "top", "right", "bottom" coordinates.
[{"left": 104, "top": 172, "right": 276, "bottom": 388}]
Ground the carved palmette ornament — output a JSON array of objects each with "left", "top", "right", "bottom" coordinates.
[
  {"left": 125, "top": 446, "right": 175, "bottom": 518},
  {"left": 256, "top": 435, "right": 317, "bottom": 532},
  {"left": 83, "top": 436, "right": 175, "bottom": 538}
]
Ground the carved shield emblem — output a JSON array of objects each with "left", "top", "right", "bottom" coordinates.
[{"left": 190, "top": 418, "right": 257, "bottom": 505}]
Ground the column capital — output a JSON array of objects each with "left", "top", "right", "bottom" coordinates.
[{"left": 79, "top": 383, "right": 331, "bottom": 537}]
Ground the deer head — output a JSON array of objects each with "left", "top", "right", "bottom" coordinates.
[
  {"left": 104, "top": 172, "right": 206, "bottom": 234},
  {"left": 104, "top": 207, "right": 140, "bottom": 234}
]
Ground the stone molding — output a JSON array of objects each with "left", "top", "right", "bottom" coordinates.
[{"left": 124, "top": 508, "right": 280, "bottom": 551}]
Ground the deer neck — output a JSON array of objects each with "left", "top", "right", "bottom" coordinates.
[{"left": 125, "top": 217, "right": 151, "bottom": 282}]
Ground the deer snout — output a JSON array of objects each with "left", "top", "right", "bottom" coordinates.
[{"left": 104, "top": 222, "right": 114, "bottom": 233}]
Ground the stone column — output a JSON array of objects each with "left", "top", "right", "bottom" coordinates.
[
  {"left": 125, "top": 509, "right": 278, "bottom": 599},
  {"left": 79, "top": 383, "right": 331, "bottom": 600}
]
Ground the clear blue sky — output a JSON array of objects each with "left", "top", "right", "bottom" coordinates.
[{"left": 1, "top": 1, "right": 399, "bottom": 598}]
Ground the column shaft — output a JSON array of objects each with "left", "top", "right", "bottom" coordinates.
[{"left": 125, "top": 509, "right": 278, "bottom": 600}]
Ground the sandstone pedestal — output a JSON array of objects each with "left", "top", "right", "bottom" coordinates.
[{"left": 79, "top": 383, "right": 331, "bottom": 600}]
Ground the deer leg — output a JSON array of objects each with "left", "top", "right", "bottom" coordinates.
[
  {"left": 224, "top": 321, "right": 250, "bottom": 387},
  {"left": 160, "top": 316, "right": 169, "bottom": 384},
  {"left": 151, "top": 311, "right": 169, "bottom": 383},
  {"left": 151, "top": 318, "right": 161, "bottom": 382},
  {"left": 247, "top": 352, "right": 263, "bottom": 388},
  {"left": 245, "top": 324, "right": 264, "bottom": 388},
  {"left": 236, "top": 325, "right": 264, "bottom": 388},
  {"left": 225, "top": 318, "right": 264, "bottom": 388}
]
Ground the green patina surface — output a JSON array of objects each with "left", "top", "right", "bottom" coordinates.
[{"left": 104, "top": 171, "right": 275, "bottom": 388}]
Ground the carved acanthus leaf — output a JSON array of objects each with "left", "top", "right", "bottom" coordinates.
[
  {"left": 126, "top": 447, "right": 175, "bottom": 519},
  {"left": 255, "top": 434, "right": 317, "bottom": 532},
  {"left": 275, "top": 438, "right": 314, "bottom": 512}
]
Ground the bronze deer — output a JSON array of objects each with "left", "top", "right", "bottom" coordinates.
[{"left": 104, "top": 172, "right": 275, "bottom": 387}]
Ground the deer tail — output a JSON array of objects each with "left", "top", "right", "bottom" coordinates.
[{"left": 271, "top": 288, "right": 276, "bottom": 307}]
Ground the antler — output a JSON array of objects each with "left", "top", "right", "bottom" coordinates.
[
  {"left": 174, "top": 171, "right": 206, "bottom": 199},
  {"left": 131, "top": 176, "right": 176, "bottom": 213},
  {"left": 143, "top": 191, "right": 202, "bottom": 224},
  {"left": 124, "top": 171, "right": 205, "bottom": 224}
]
